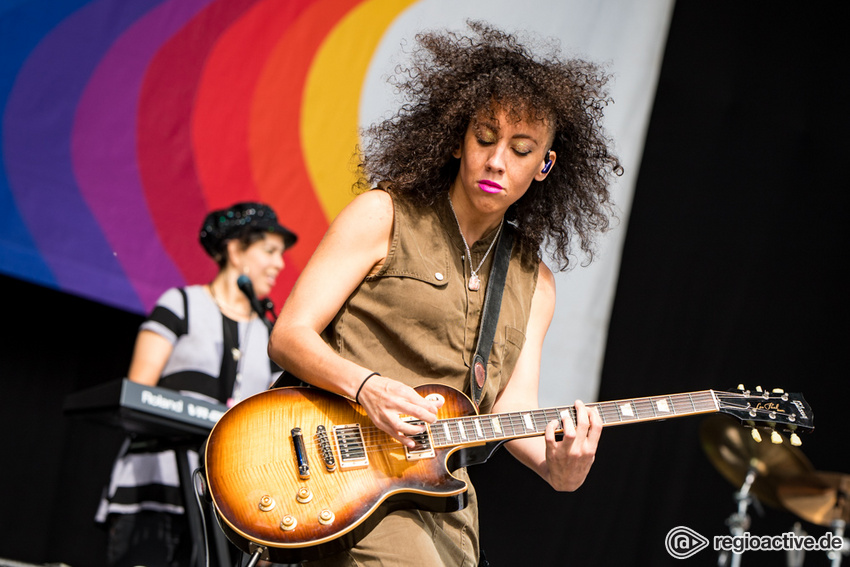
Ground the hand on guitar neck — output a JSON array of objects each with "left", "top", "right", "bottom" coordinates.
[{"left": 540, "top": 399, "right": 603, "bottom": 492}]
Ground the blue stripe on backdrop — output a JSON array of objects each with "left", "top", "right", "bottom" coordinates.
[{"left": 0, "top": 1, "right": 93, "bottom": 287}]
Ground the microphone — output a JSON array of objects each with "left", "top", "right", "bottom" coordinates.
[
  {"left": 237, "top": 275, "right": 273, "bottom": 331},
  {"left": 261, "top": 297, "right": 277, "bottom": 322}
]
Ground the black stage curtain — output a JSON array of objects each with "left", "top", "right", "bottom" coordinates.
[{"left": 474, "top": 3, "right": 848, "bottom": 567}]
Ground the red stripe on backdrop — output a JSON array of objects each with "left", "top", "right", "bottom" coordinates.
[
  {"left": 137, "top": 0, "right": 259, "bottom": 288},
  {"left": 192, "top": 0, "right": 313, "bottom": 208},
  {"left": 191, "top": 0, "right": 318, "bottom": 308}
]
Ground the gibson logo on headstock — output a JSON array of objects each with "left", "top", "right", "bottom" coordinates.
[
  {"left": 754, "top": 402, "right": 781, "bottom": 412},
  {"left": 792, "top": 400, "right": 808, "bottom": 419}
]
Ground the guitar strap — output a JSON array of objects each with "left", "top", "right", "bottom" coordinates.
[{"left": 469, "top": 219, "right": 515, "bottom": 410}]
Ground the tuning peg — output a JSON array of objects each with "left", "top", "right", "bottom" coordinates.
[
  {"left": 771, "top": 388, "right": 784, "bottom": 394},
  {"left": 770, "top": 430, "right": 783, "bottom": 444},
  {"left": 756, "top": 386, "right": 763, "bottom": 393},
  {"left": 751, "top": 429, "right": 763, "bottom": 443},
  {"left": 789, "top": 433, "right": 802, "bottom": 446},
  {"left": 737, "top": 383, "right": 745, "bottom": 391}
]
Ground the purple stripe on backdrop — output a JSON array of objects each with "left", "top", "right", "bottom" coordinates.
[
  {"left": 72, "top": 0, "right": 214, "bottom": 310},
  {"left": 4, "top": 0, "right": 163, "bottom": 312}
]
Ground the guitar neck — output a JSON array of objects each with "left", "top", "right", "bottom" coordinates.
[{"left": 429, "top": 390, "right": 720, "bottom": 448}]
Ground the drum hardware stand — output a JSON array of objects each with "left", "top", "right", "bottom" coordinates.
[
  {"left": 718, "top": 466, "right": 758, "bottom": 567},
  {"left": 786, "top": 522, "right": 806, "bottom": 567},
  {"left": 828, "top": 518, "right": 848, "bottom": 567}
]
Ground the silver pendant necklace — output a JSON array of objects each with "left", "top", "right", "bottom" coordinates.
[{"left": 448, "top": 196, "right": 502, "bottom": 291}]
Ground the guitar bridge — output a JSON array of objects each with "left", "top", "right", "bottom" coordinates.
[
  {"left": 402, "top": 418, "right": 434, "bottom": 461},
  {"left": 333, "top": 424, "right": 369, "bottom": 469},
  {"left": 316, "top": 425, "right": 337, "bottom": 472}
]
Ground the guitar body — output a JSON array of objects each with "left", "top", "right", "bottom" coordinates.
[{"left": 205, "top": 384, "right": 477, "bottom": 563}]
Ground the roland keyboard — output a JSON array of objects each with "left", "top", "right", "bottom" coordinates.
[{"left": 63, "top": 378, "right": 227, "bottom": 438}]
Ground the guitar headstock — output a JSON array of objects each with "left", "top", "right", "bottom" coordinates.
[{"left": 715, "top": 385, "right": 814, "bottom": 446}]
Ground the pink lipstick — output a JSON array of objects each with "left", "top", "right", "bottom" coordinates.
[{"left": 477, "top": 180, "right": 503, "bottom": 194}]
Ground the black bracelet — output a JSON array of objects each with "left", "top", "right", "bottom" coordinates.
[{"left": 355, "top": 372, "right": 380, "bottom": 404}]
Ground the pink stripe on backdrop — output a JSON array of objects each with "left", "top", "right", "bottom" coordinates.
[{"left": 72, "top": 0, "right": 214, "bottom": 311}]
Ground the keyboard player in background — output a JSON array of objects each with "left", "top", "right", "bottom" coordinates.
[{"left": 96, "top": 202, "right": 297, "bottom": 567}]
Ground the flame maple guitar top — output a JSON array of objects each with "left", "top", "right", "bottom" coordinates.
[{"left": 204, "top": 384, "right": 476, "bottom": 559}]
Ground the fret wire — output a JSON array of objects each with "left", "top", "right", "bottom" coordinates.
[
  {"left": 540, "top": 408, "right": 557, "bottom": 430},
  {"left": 687, "top": 392, "right": 698, "bottom": 413},
  {"left": 599, "top": 402, "right": 618, "bottom": 424},
  {"left": 482, "top": 416, "right": 494, "bottom": 439},
  {"left": 467, "top": 417, "right": 480, "bottom": 440},
  {"left": 625, "top": 399, "right": 638, "bottom": 420},
  {"left": 464, "top": 418, "right": 476, "bottom": 440},
  {"left": 552, "top": 408, "right": 567, "bottom": 428},
  {"left": 670, "top": 393, "right": 689, "bottom": 415},
  {"left": 484, "top": 415, "right": 495, "bottom": 439},
  {"left": 513, "top": 413, "right": 525, "bottom": 436},
  {"left": 690, "top": 392, "right": 704, "bottom": 412},
  {"left": 594, "top": 403, "right": 609, "bottom": 423},
  {"left": 606, "top": 401, "right": 624, "bottom": 422},
  {"left": 646, "top": 398, "right": 659, "bottom": 419},
  {"left": 534, "top": 409, "right": 552, "bottom": 431},
  {"left": 451, "top": 420, "right": 462, "bottom": 441},
  {"left": 632, "top": 398, "right": 649, "bottom": 419},
  {"left": 481, "top": 416, "right": 494, "bottom": 439},
  {"left": 527, "top": 410, "right": 544, "bottom": 432},
  {"left": 511, "top": 412, "right": 524, "bottom": 435},
  {"left": 505, "top": 412, "right": 521, "bottom": 436}
]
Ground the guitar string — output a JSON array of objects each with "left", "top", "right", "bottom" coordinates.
[
  {"left": 317, "top": 393, "right": 792, "bottom": 446},
  {"left": 298, "top": 389, "right": 790, "bottom": 450},
  {"left": 297, "top": 391, "right": 801, "bottom": 456},
  {"left": 315, "top": 399, "right": 787, "bottom": 445}
]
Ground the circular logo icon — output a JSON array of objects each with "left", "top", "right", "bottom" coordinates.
[{"left": 666, "top": 526, "right": 709, "bottom": 559}]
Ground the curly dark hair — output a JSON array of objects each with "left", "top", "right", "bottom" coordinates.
[{"left": 355, "top": 21, "right": 621, "bottom": 270}]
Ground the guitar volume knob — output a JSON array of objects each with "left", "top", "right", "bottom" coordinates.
[
  {"left": 258, "top": 495, "right": 276, "bottom": 512},
  {"left": 280, "top": 514, "right": 297, "bottom": 531},
  {"left": 318, "top": 509, "right": 335, "bottom": 525},
  {"left": 296, "top": 487, "right": 313, "bottom": 504}
]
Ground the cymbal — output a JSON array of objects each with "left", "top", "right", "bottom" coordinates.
[
  {"left": 777, "top": 471, "right": 850, "bottom": 527},
  {"left": 700, "top": 414, "right": 814, "bottom": 509}
]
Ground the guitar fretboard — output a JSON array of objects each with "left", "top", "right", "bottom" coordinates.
[{"left": 429, "top": 390, "right": 719, "bottom": 447}]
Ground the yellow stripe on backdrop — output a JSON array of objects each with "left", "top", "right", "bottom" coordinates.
[{"left": 301, "top": 0, "right": 419, "bottom": 220}]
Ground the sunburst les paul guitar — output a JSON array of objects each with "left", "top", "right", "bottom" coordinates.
[{"left": 204, "top": 384, "right": 813, "bottom": 563}]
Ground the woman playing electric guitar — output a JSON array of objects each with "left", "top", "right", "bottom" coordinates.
[{"left": 268, "top": 21, "right": 621, "bottom": 566}]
